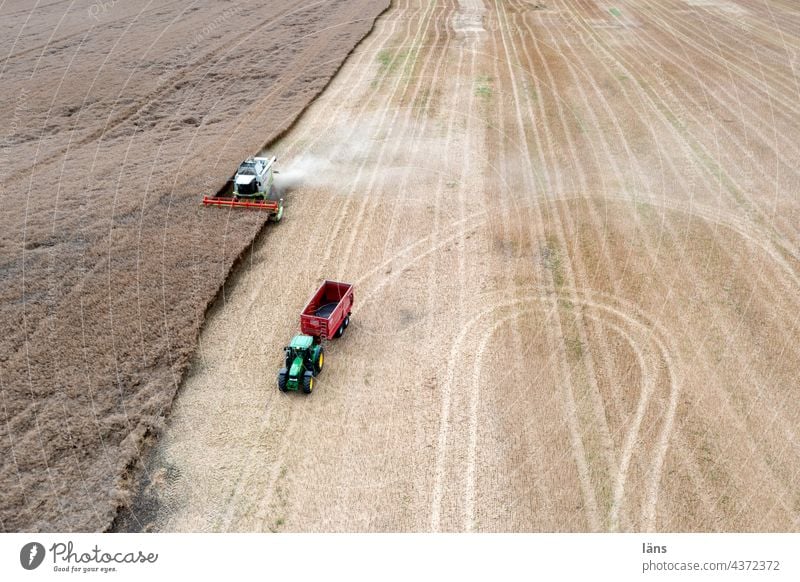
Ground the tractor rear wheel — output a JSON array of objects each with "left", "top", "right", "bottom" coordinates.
[
  {"left": 277, "top": 368, "right": 288, "bottom": 392},
  {"left": 302, "top": 371, "right": 314, "bottom": 394},
  {"left": 313, "top": 346, "right": 324, "bottom": 375}
]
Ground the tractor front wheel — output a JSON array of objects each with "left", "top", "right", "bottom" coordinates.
[
  {"left": 302, "top": 371, "right": 314, "bottom": 394},
  {"left": 277, "top": 368, "right": 288, "bottom": 392}
]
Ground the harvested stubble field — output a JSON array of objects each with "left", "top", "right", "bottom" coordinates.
[
  {"left": 0, "top": 0, "right": 390, "bottom": 532},
  {"left": 4, "top": 0, "right": 800, "bottom": 534}
]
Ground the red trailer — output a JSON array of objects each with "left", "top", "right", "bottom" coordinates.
[{"left": 300, "top": 280, "right": 354, "bottom": 340}]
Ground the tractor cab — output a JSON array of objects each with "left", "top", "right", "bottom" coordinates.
[
  {"left": 278, "top": 334, "right": 324, "bottom": 394},
  {"left": 284, "top": 334, "right": 315, "bottom": 369}
]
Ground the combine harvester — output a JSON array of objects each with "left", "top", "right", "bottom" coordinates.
[
  {"left": 278, "top": 280, "right": 354, "bottom": 394},
  {"left": 202, "top": 155, "right": 284, "bottom": 221}
]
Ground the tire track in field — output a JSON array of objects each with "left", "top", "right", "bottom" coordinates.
[
  {"left": 330, "top": 1, "right": 453, "bottom": 485},
  {"left": 637, "top": 1, "right": 800, "bottom": 112},
  {"left": 560, "top": 4, "right": 793, "bottom": 528},
  {"left": 481, "top": 11, "right": 552, "bottom": 531},
  {"left": 441, "top": 0, "right": 492, "bottom": 532},
  {"left": 563, "top": 1, "right": 800, "bottom": 261},
  {"left": 564, "top": 0, "right": 794, "bottom": 245},
  {"left": 465, "top": 307, "right": 550, "bottom": 531},
  {"left": 529, "top": 2, "right": 687, "bottom": 530},
  {"left": 468, "top": 12, "right": 564, "bottom": 527},
  {"left": 446, "top": 284, "right": 674, "bottom": 531},
  {"left": 332, "top": 2, "right": 451, "bottom": 273},
  {"left": 480, "top": 5, "right": 605, "bottom": 529},
  {"left": 506, "top": 0, "right": 624, "bottom": 456},
  {"left": 494, "top": 0, "right": 605, "bottom": 529},
  {"left": 502, "top": 0, "right": 633, "bottom": 527},
  {"left": 428, "top": 0, "right": 492, "bottom": 532},
  {"left": 534, "top": 17, "right": 658, "bottom": 528},
  {"left": 557, "top": 2, "right": 800, "bottom": 340},
  {"left": 560, "top": 3, "right": 797, "bottom": 528},
  {"left": 512, "top": 0, "right": 792, "bottom": 532},
  {"left": 633, "top": 0, "right": 800, "bottom": 110},
  {"left": 356, "top": 12, "right": 480, "bottom": 517},
  {"left": 512, "top": 1, "right": 662, "bottom": 527},
  {"left": 618, "top": 0, "right": 800, "bottom": 211},
  {"left": 485, "top": 286, "right": 679, "bottom": 531},
  {"left": 608, "top": 0, "right": 800, "bottom": 244},
  {"left": 313, "top": 0, "right": 443, "bottom": 272},
  {"left": 493, "top": 0, "right": 602, "bottom": 531}
]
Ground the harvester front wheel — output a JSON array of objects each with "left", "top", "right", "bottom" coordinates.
[
  {"left": 269, "top": 203, "right": 284, "bottom": 223},
  {"left": 313, "top": 346, "right": 324, "bottom": 375},
  {"left": 277, "top": 368, "right": 288, "bottom": 392},
  {"left": 302, "top": 371, "right": 314, "bottom": 394}
]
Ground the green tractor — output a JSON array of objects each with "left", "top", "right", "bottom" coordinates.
[{"left": 277, "top": 334, "right": 324, "bottom": 394}]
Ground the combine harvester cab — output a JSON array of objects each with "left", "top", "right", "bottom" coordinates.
[
  {"left": 278, "top": 280, "right": 354, "bottom": 394},
  {"left": 202, "top": 155, "right": 284, "bottom": 221}
]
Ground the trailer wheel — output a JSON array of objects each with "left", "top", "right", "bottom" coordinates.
[
  {"left": 277, "top": 368, "right": 288, "bottom": 392},
  {"left": 334, "top": 323, "right": 345, "bottom": 338},
  {"left": 302, "top": 371, "right": 314, "bottom": 394},
  {"left": 343, "top": 316, "right": 350, "bottom": 329}
]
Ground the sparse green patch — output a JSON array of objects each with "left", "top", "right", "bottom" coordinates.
[
  {"left": 633, "top": 196, "right": 657, "bottom": 219},
  {"left": 374, "top": 48, "right": 409, "bottom": 85},
  {"left": 377, "top": 49, "right": 393, "bottom": 68},
  {"left": 610, "top": 7, "right": 622, "bottom": 17},
  {"left": 543, "top": 235, "right": 565, "bottom": 288},
  {"left": 565, "top": 335, "right": 583, "bottom": 361},
  {"left": 572, "top": 113, "right": 588, "bottom": 134},
  {"left": 475, "top": 75, "right": 493, "bottom": 99},
  {"left": 413, "top": 88, "right": 431, "bottom": 117}
]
